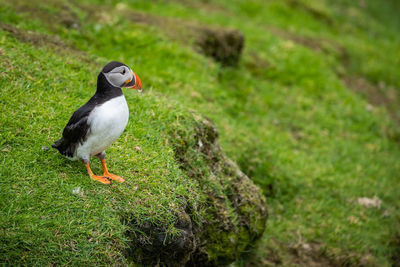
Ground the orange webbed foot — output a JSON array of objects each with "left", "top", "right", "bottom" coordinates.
[
  {"left": 99, "top": 158, "right": 125, "bottom": 183},
  {"left": 104, "top": 172, "right": 125, "bottom": 183},
  {"left": 91, "top": 175, "right": 111, "bottom": 184},
  {"left": 84, "top": 162, "right": 111, "bottom": 184}
]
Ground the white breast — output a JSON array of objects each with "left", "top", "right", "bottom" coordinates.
[{"left": 75, "top": 95, "right": 129, "bottom": 161}]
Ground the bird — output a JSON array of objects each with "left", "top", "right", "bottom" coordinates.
[{"left": 52, "top": 61, "right": 142, "bottom": 184}]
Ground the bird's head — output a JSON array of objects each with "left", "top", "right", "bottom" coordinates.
[{"left": 101, "top": 61, "right": 142, "bottom": 90}]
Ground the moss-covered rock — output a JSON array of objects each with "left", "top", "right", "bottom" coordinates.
[
  {"left": 124, "top": 114, "right": 267, "bottom": 266},
  {"left": 196, "top": 28, "right": 245, "bottom": 67}
]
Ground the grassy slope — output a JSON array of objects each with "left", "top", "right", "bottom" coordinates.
[
  {"left": 0, "top": 30, "right": 205, "bottom": 264},
  {"left": 1, "top": 0, "right": 400, "bottom": 265}
]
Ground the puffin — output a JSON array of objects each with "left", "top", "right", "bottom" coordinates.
[{"left": 52, "top": 61, "right": 142, "bottom": 184}]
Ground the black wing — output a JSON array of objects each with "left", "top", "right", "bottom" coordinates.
[
  {"left": 63, "top": 104, "right": 92, "bottom": 143},
  {"left": 52, "top": 101, "right": 95, "bottom": 157}
]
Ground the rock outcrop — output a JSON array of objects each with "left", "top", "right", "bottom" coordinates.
[{"left": 125, "top": 114, "right": 267, "bottom": 266}]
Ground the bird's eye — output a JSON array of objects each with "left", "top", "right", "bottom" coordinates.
[{"left": 121, "top": 69, "right": 126, "bottom": 75}]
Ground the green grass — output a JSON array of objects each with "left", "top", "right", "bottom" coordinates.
[{"left": 1, "top": 0, "right": 400, "bottom": 265}]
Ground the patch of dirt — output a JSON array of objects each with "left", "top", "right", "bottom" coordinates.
[
  {"left": 286, "top": 0, "right": 334, "bottom": 26},
  {"left": 170, "top": 0, "right": 232, "bottom": 15},
  {"left": 288, "top": 242, "right": 337, "bottom": 267},
  {"left": 0, "top": 23, "right": 89, "bottom": 60},
  {"left": 267, "top": 26, "right": 349, "bottom": 65},
  {"left": 7, "top": 0, "right": 80, "bottom": 31},
  {"left": 244, "top": 51, "right": 272, "bottom": 77},
  {"left": 0, "top": 23, "right": 67, "bottom": 48},
  {"left": 250, "top": 238, "right": 374, "bottom": 267},
  {"left": 124, "top": 10, "right": 158, "bottom": 25},
  {"left": 248, "top": 240, "right": 337, "bottom": 267},
  {"left": 342, "top": 76, "right": 400, "bottom": 124}
]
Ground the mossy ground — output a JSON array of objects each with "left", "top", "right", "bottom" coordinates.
[{"left": 1, "top": 0, "right": 400, "bottom": 265}]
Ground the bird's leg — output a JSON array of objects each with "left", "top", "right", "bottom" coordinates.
[
  {"left": 97, "top": 152, "right": 125, "bottom": 183},
  {"left": 101, "top": 159, "right": 125, "bottom": 183},
  {"left": 84, "top": 161, "right": 110, "bottom": 184}
]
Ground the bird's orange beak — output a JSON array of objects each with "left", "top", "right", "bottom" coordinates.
[{"left": 125, "top": 71, "right": 142, "bottom": 90}]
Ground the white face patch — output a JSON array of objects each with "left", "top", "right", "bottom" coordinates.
[{"left": 103, "top": 66, "right": 133, "bottom": 88}]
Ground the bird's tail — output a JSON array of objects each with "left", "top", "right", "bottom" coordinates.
[
  {"left": 52, "top": 137, "right": 75, "bottom": 157},
  {"left": 51, "top": 137, "right": 64, "bottom": 150}
]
